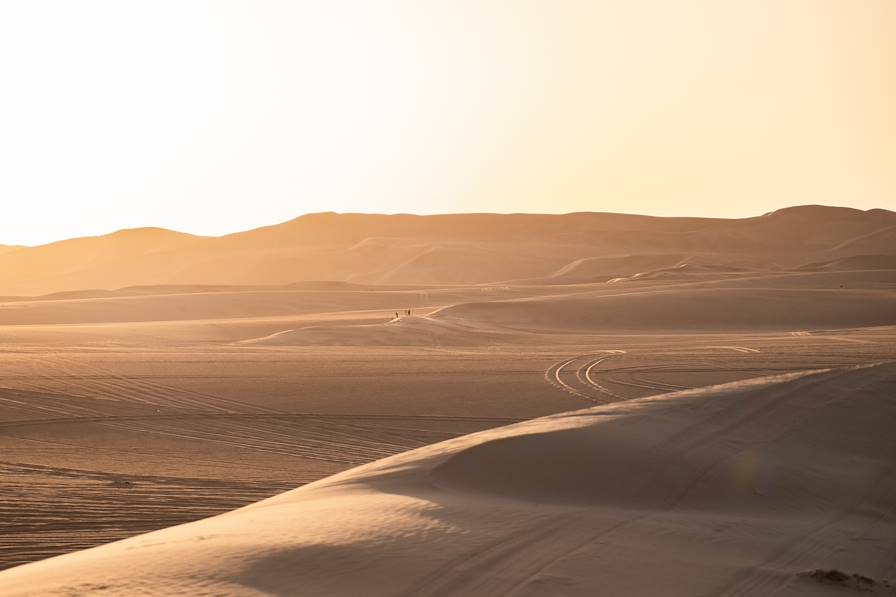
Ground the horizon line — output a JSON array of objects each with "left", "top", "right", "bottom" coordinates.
[{"left": 4, "top": 203, "right": 890, "bottom": 250}]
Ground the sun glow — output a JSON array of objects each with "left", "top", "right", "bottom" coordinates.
[{"left": 0, "top": 1, "right": 893, "bottom": 245}]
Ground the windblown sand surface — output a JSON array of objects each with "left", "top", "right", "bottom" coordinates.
[
  {"left": 2, "top": 364, "right": 895, "bottom": 596},
  {"left": 0, "top": 207, "right": 894, "bottom": 594}
]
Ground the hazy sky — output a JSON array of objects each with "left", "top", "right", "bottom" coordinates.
[{"left": 1, "top": 1, "right": 893, "bottom": 245}]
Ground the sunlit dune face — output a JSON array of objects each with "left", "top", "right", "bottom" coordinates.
[{"left": 0, "top": 1, "right": 893, "bottom": 245}]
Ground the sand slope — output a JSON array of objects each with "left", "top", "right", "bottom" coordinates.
[
  {"left": 436, "top": 287, "right": 896, "bottom": 332},
  {"left": 2, "top": 364, "right": 894, "bottom": 596},
  {"left": 832, "top": 226, "right": 896, "bottom": 257},
  {"left": 799, "top": 254, "right": 896, "bottom": 271},
  {"left": 239, "top": 315, "right": 512, "bottom": 347},
  {"left": 548, "top": 253, "right": 689, "bottom": 282},
  {"left": 1, "top": 206, "right": 894, "bottom": 295}
]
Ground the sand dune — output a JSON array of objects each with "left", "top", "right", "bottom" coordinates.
[
  {"left": 832, "top": 225, "right": 896, "bottom": 257},
  {"left": 548, "top": 253, "right": 688, "bottom": 282},
  {"left": 1, "top": 324, "right": 891, "bottom": 572},
  {"left": 0, "top": 284, "right": 544, "bottom": 328},
  {"left": 437, "top": 287, "right": 896, "bottom": 332},
  {"left": 1, "top": 268, "right": 890, "bottom": 342},
  {"left": 0, "top": 289, "right": 414, "bottom": 327},
  {"left": 718, "top": 205, "right": 896, "bottom": 248},
  {"left": 800, "top": 254, "right": 896, "bottom": 271},
  {"left": 693, "top": 268, "right": 896, "bottom": 290},
  {"left": 1, "top": 206, "right": 894, "bottom": 296},
  {"left": 239, "top": 315, "right": 511, "bottom": 347},
  {"left": 372, "top": 244, "right": 574, "bottom": 286},
  {"left": 605, "top": 261, "right": 751, "bottom": 283},
  {"left": 3, "top": 364, "right": 893, "bottom": 596}
]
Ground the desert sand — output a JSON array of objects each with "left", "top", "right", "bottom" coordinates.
[
  {"left": 0, "top": 205, "right": 894, "bottom": 296},
  {"left": 0, "top": 207, "right": 894, "bottom": 595},
  {"left": 2, "top": 363, "right": 895, "bottom": 596}
]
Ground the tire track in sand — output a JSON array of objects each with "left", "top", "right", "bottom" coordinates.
[{"left": 544, "top": 351, "right": 627, "bottom": 404}]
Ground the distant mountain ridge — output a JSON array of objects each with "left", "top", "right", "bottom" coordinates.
[{"left": 1, "top": 205, "right": 893, "bottom": 296}]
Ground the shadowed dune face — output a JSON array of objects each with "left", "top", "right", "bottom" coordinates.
[
  {"left": 431, "top": 367, "right": 893, "bottom": 510},
  {"left": 0, "top": 206, "right": 894, "bottom": 296},
  {"left": 436, "top": 287, "right": 896, "bottom": 332}
]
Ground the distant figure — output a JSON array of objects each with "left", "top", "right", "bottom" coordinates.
[
  {"left": 394, "top": 312, "right": 399, "bottom": 319},
  {"left": 407, "top": 309, "right": 411, "bottom": 316}
]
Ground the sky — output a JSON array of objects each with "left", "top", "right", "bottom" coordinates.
[{"left": 0, "top": 1, "right": 893, "bottom": 246}]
